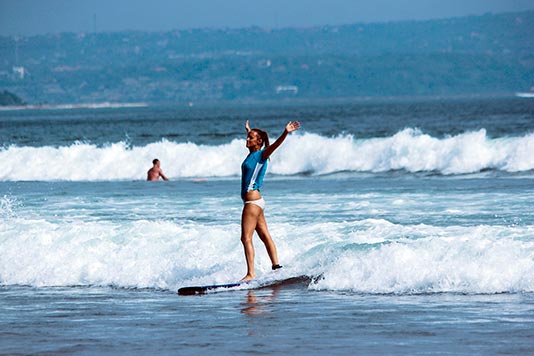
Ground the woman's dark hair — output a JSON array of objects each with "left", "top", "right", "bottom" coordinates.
[{"left": 251, "top": 129, "right": 269, "bottom": 148}]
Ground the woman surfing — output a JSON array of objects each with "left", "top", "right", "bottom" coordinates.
[{"left": 240, "top": 120, "right": 301, "bottom": 281}]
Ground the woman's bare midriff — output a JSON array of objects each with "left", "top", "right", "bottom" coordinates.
[{"left": 242, "top": 190, "right": 262, "bottom": 201}]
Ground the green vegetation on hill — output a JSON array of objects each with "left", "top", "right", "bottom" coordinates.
[
  {"left": 0, "top": 11, "right": 532, "bottom": 104},
  {"left": 0, "top": 90, "right": 25, "bottom": 106}
]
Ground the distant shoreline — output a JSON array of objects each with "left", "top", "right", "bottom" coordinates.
[
  {"left": 0, "top": 102, "right": 148, "bottom": 111},
  {"left": 0, "top": 93, "right": 529, "bottom": 112},
  {"left": 515, "top": 92, "right": 534, "bottom": 98}
]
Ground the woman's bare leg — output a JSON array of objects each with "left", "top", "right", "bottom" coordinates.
[
  {"left": 240, "top": 203, "right": 261, "bottom": 281},
  {"left": 255, "top": 210, "right": 279, "bottom": 267}
]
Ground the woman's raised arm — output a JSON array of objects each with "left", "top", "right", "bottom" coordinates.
[{"left": 262, "top": 121, "right": 300, "bottom": 160}]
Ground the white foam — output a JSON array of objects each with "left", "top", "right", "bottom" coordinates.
[
  {"left": 0, "top": 195, "right": 19, "bottom": 218},
  {"left": 0, "top": 217, "right": 245, "bottom": 288},
  {"left": 0, "top": 139, "right": 246, "bottom": 181},
  {"left": 1, "top": 129, "right": 534, "bottom": 181},
  {"left": 307, "top": 222, "right": 534, "bottom": 294},
  {"left": 1, "top": 215, "right": 534, "bottom": 294}
]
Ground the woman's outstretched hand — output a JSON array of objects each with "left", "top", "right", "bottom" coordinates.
[
  {"left": 261, "top": 120, "right": 301, "bottom": 160},
  {"left": 285, "top": 121, "right": 300, "bottom": 133}
]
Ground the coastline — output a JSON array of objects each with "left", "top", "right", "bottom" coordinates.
[
  {"left": 0, "top": 92, "right": 524, "bottom": 112},
  {"left": 0, "top": 101, "right": 148, "bottom": 111}
]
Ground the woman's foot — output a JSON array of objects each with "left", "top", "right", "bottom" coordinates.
[
  {"left": 272, "top": 264, "right": 283, "bottom": 270},
  {"left": 240, "top": 274, "right": 255, "bottom": 281}
]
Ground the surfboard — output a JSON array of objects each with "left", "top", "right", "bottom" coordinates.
[
  {"left": 177, "top": 281, "right": 247, "bottom": 296},
  {"left": 256, "top": 275, "right": 312, "bottom": 289},
  {"left": 177, "top": 275, "right": 315, "bottom": 296}
]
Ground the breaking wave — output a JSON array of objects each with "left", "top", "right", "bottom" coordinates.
[{"left": 1, "top": 128, "right": 533, "bottom": 181}]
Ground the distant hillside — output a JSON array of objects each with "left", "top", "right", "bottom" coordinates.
[
  {"left": 0, "top": 90, "right": 25, "bottom": 106},
  {"left": 0, "top": 11, "right": 533, "bottom": 104}
]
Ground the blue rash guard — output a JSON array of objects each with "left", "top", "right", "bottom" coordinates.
[{"left": 241, "top": 149, "right": 268, "bottom": 199}]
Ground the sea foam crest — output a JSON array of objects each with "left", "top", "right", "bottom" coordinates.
[
  {"left": 309, "top": 230, "right": 534, "bottom": 294},
  {"left": 0, "top": 195, "right": 19, "bottom": 218},
  {"left": 0, "top": 217, "right": 245, "bottom": 288},
  {"left": 1, "top": 217, "right": 534, "bottom": 294},
  {"left": 1, "top": 129, "right": 533, "bottom": 181}
]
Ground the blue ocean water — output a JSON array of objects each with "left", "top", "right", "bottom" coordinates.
[{"left": 1, "top": 97, "right": 534, "bottom": 354}]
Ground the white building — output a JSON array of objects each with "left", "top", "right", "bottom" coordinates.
[{"left": 12, "top": 66, "right": 26, "bottom": 79}]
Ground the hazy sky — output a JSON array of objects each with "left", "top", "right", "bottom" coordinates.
[{"left": 1, "top": 0, "right": 533, "bottom": 36}]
